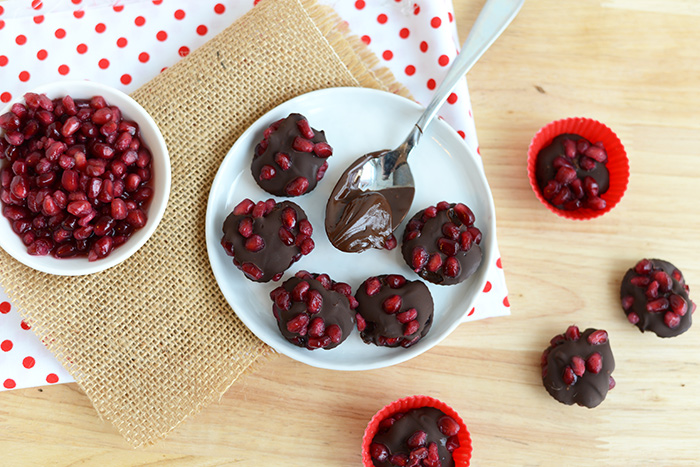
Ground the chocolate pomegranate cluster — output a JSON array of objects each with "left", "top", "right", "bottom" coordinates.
[
  {"left": 355, "top": 274, "right": 434, "bottom": 348},
  {"left": 370, "top": 407, "right": 461, "bottom": 467},
  {"left": 535, "top": 134, "right": 610, "bottom": 211},
  {"left": 251, "top": 113, "right": 331, "bottom": 197},
  {"left": 270, "top": 271, "right": 357, "bottom": 350},
  {"left": 401, "top": 202, "right": 482, "bottom": 286},
  {"left": 220, "top": 198, "right": 314, "bottom": 282},
  {"left": 620, "top": 258, "right": 695, "bottom": 338},
  {"left": 541, "top": 326, "right": 616, "bottom": 408},
  {"left": 0, "top": 92, "right": 155, "bottom": 261}
]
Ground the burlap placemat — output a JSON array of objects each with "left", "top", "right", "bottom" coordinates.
[{"left": 0, "top": 0, "right": 410, "bottom": 447}]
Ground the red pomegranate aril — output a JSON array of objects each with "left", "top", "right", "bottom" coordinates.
[
  {"left": 556, "top": 166, "right": 577, "bottom": 185},
  {"left": 86, "top": 177, "right": 102, "bottom": 199},
  {"left": 100, "top": 121, "right": 118, "bottom": 137},
  {"left": 233, "top": 199, "right": 255, "bottom": 215},
  {"left": 307, "top": 289, "right": 323, "bottom": 314},
  {"left": 438, "top": 415, "right": 460, "bottom": 437},
  {"left": 316, "top": 274, "right": 332, "bottom": 289},
  {"left": 74, "top": 225, "right": 93, "bottom": 241},
  {"left": 300, "top": 237, "right": 314, "bottom": 255},
  {"left": 438, "top": 238, "right": 459, "bottom": 256},
  {"left": 278, "top": 227, "right": 294, "bottom": 245},
  {"left": 411, "top": 246, "right": 429, "bottom": 271},
  {"left": 443, "top": 256, "right": 461, "bottom": 277},
  {"left": 385, "top": 275, "right": 406, "bottom": 289},
  {"left": 586, "top": 352, "right": 603, "bottom": 374},
  {"left": 587, "top": 329, "right": 609, "bottom": 345},
  {"left": 551, "top": 186, "right": 572, "bottom": 206},
  {"left": 384, "top": 234, "right": 397, "bottom": 250},
  {"left": 396, "top": 308, "right": 418, "bottom": 324},
  {"left": 565, "top": 325, "right": 581, "bottom": 341},
  {"left": 285, "top": 177, "right": 309, "bottom": 196},
  {"left": 45, "top": 141, "right": 67, "bottom": 161},
  {"left": 274, "top": 290, "right": 291, "bottom": 311},
  {"left": 240, "top": 262, "right": 263, "bottom": 280},
  {"left": 426, "top": 253, "right": 443, "bottom": 272},
  {"left": 584, "top": 145, "right": 607, "bottom": 162},
  {"left": 36, "top": 109, "right": 56, "bottom": 127},
  {"left": 664, "top": 311, "right": 681, "bottom": 329},
  {"left": 571, "top": 355, "right": 586, "bottom": 377},
  {"left": 237, "top": 217, "right": 253, "bottom": 238},
  {"left": 292, "top": 137, "right": 314, "bottom": 153},
  {"left": 114, "top": 132, "right": 132, "bottom": 151},
  {"left": 579, "top": 156, "right": 596, "bottom": 171},
  {"left": 645, "top": 280, "right": 659, "bottom": 299},
  {"left": 296, "top": 118, "right": 315, "bottom": 139},
  {"left": 630, "top": 276, "right": 651, "bottom": 287},
  {"left": 67, "top": 200, "right": 91, "bottom": 217},
  {"left": 622, "top": 295, "right": 634, "bottom": 310},
  {"left": 54, "top": 243, "right": 78, "bottom": 258},
  {"left": 365, "top": 277, "right": 381, "bottom": 296},
  {"left": 292, "top": 281, "right": 310, "bottom": 301},
  {"left": 308, "top": 317, "right": 325, "bottom": 338},
  {"left": 260, "top": 165, "right": 276, "bottom": 180},
  {"left": 586, "top": 195, "right": 606, "bottom": 210},
  {"left": 251, "top": 201, "right": 266, "bottom": 218},
  {"left": 383, "top": 295, "right": 402, "bottom": 314},
  {"left": 552, "top": 155, "right": 574, "bottom": 170},
  {"left": 0, "top": 112, "right": 21, "bottom": 131},
  {"left": 42, "top": 196, "right": 61, "bottom": 216},
  {"left": 441, "top": 222, "right": 460, "bottom": 240},
  {"left": 124, "top": 173, "right": 142, "bottom": 192},
  {"left": 91, "top": 236, "right": 114, "bottom": 259},
  {"left": 274, "top": 152, "right": 291, "bottom": 170},
  {"left": 94, "top": 216, "right": 116, "bottom": 236},
  {"left": 407, "top": 430, "right": 427, "bottom": 448},
  {"left": 646, "top": 297, "right": 669, "bottom": 313},
  {"left": 27, "top": 238, "right": 53, "bottom": 256},
  {"left": 634, "top": 259, "right": 652, "bottom": 275},
  {"left": 245, "top": 234, "right": 265, "bottom": 252},
  {"left": 313, "top": 142, "right": 332, "bottom": 158},
  {"left": 280, "top": 207, "right": 297, "bottom": 229},
  {"left": 403, "top": 319, "right": 420, "bottom": 336},
  {"left": 60, "top": 116, "right": 81, "bottom": 137},
  {"left": 542, "top": 180, "right": 560, "bottom": 200},
  {"left": 126, "top": 209, "right": 147, "bottom": 228},
  {"left": 370, "top": 443, "right": 389, "bottom": 462},
  {"left": 10, "top": 176, "right": 29, "bottom": 199},
  {"left": 562, "top": 366, "right": 577, "bottom": 385},
  {"left": 627, "top": 311, "right": 640, "bottom": 324},
  {"left": 98, "top": 180, "right": 116, "bottom": 203},
  {"left": 563, "top": 138, "right": 577, "bottom": 158},
  {"left": 91, "top": 107, "right": 112, "bottom": 125},
  {"left": 653, "top": 270, "right": 672, "bottom": 292},
  {"left": 669, "top": 294, "right": 688, "bottom": 316},
  {"left": 108, "top": 198, "right": 127, "bottom": 220}
]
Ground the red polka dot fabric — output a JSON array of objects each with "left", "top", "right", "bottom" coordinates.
[{"left": 0, "top": 0, "right": 509, "bottom": 390}]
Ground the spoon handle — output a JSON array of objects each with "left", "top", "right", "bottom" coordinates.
[{"left": 415, "top": 0, "right": 525, "bottom": 134}]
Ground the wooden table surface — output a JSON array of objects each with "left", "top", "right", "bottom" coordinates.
[{"left": 3, "top": 0, "right": 700, "bottom": 465}]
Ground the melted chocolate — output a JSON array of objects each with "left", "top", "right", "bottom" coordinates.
[{"left": 325, "top": 152, "right": 414, "bottom": 253}]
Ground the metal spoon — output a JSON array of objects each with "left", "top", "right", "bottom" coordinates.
[{"left": 339, "top": 0, "right": 525, "bottom": 226}]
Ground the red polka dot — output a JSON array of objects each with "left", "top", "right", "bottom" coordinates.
[
  {"left": 98, "top": 58, "right": 110, "bottom": 69},
  {"left": 23, "top": 356, "right": 35, "bottom": 368},
  {"left": 447, "top": 93, "right": 458, "bottom": 104},
  {"left": 431, "top": 17, "right": 442, "bottom": 28},
  {"left": 214, "top": 3, "right": 225, "bottom": 14},
  {"left": 1, "top": 340, "right": 13, "bottom": 352},
  {"left": 468, "top": 307, "right": 475, "bottom": 316},
  {"left": 438, "top": 54, "right": 449, "bottom": 66},
  {"left": 152, "top": 0, "right": 162, "bottom": 4},
  {"left": 399, "top": 27, "right": 410, "bottom": 39},
  {"left": 55, "top": 28, "right": 66, "bottom": 39},
  {"left": 361, "top": 35, "right": 371, "bottom": 45},
  {"left": 73, "top": 10, "right": 84, "bottom": 19},
  {"left": 405, "top": 65, "right": 415, "bottom": 76},
  {"left": 427, "top": 79, "right": 436, "bottom": 90},
  {"left": 477, "top": 146, "right": 481, "bottom": 155},
  {"left": 117, "top": 37, "right": 128, "bottom": 48},
  {"left": 413, "top": 4, "right": 420, "bottom": 15},
  {"left": 419, "top": 41, "right": 428, "bottom": 52},
  {"left": 120, "top": 74, "right": 132, "bottom": 85},
  {"left": 46, "top": 373, "right": 59, "bottom": 384},
  {"left": 0, "top": 92, "right": 11, "bottom": 103},
  {"left": 496, "top": 257, "right": 502, "bottom": 268},
  {"left": 382, "top": 50, "right": 393, "bottom": 61},
  {"left": 156, "top": 30, "right": 168, "bottom": 41},
  {"left": 31, "top": 0, "right": 43, "bottom": 10},
  {"left": 174, "top": 9, "right": 185, "bottom": 20},
  {"left": 72, "top": 0, "right": 82, "bottom": 3},
  {"left": 355, "top": 0, "right": 365, "bottom": 9},
  {"left": 20, "top": 320, "right": 31, "bottom": 330},
  {"left": 503, "top": 296, "right": 510, "bottom": 307},
  {"left": 134, "top": 16, "right": 145, "bottom": 26},
  {"left": 3, "top": 379, "right": 16, "bottom": 389},
  {"left": 138, "top": 52, "right": 149, "bottom": 63},
  {"left": 113, "top": 4, "right": 124, "bottom": 12},
  {"left": 0, "top": 5, "right": 4, "bottom": 15},
  {"left": 76, "top": 43, "right": 88, "bottom": 54},
  {"left": 58, "top": 65, "right": 70, "bottom": 75},
  {"left": 33, "top": 15, "right": 44, "bottom": 24},
  {"left": 16, "top": 34, "right": 27, "bottom": 45},
  {"left": 483, "top": 281, "right": 492, "bottom": 293},
  {"left": 196, "top": 25, "right": 208, "bottom": 36},
  {"left": 457, "top": 130, "right": 465, "bottom": 139},
  {"left": 377, "top": 13, "right": 388, "bottom": 24},
  {"left": 19, "top": 71, "right": 30, "bottom": 82},
  {"left": 0, "top": 55, "right": 8, "bottom": 67},
  {"left": 178, "top": 46, "right": 190, "bottom": 57},
  {"left": 160, "top": 66, "right": 168, "bottom": 73},
  {"left": 95, "top": 23, "right": 106, "bottom": 33},
  {"left": 0, "top": 20, "right": 4, "bottom": 30},
  {"left": 448, "top": 12, "right": 454, "bottom": 22}
]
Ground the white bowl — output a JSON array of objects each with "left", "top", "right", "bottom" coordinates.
[{"left": 0, "top": 80, "right": 171, "bottom": 275}]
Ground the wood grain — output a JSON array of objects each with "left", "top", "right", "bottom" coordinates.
[{"left": 2, "top": 0, "right": 699, "bottom": 465}]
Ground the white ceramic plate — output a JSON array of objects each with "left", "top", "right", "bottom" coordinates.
[{"left": 206, "top": 87, "right": 496, "bottom": 371}]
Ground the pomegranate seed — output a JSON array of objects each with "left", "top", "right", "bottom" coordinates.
[
  {"left": 438, "top": 415, "right": 460, "bottom": 436},
  {"left": 60, "top": 116, "right": 81, "bottom": 137},
  {"left": 286, "top": 313, "right": 309, "bottom": 334},
  {"left": 653, "top": 270, "right": 672, "bottom": 292},
  {"left": 233, "top": 199, "right": 254, "bottom": 215},
  {"left": 406, "top": 219, "right": 424, "bottom": 231},
  {"left": 552, "top": 155, "right": 574, "bottom": 170},
  {"left": 385, "top": 275, "right": 406, "bottom": 288},
  {"left": 308, "top": 335, "right": 332, "bottom": 349},
  {"left": 10, "top": 176, "right": 29, "bottom": 199},
  {"left": 327, "top": 324, "right": 342, "bottom": 343},
  {"left": 669, "top": 294, "right": 688, "bottom": 316},
  {"left": 579, "top": 156, "right": 596, "bottom": 171},
  {"left": 91, "top": 236, "right": 114, "bottom": 259},
  {"left": 298, "top": 219, "right": 313, "bottom": 236},
  {"left": 281, "top": 207, "right": 297, "bottom": 229},
  {"left": 426, "top": 253, "right": 443, "bottom": 272},
  {"left": 240, "top": 262, "right": 263, "bottom": 280},
  {"left": 442, "top": 222, "right": 460, "bottom": 240},
  {"left": 542, "top": 179, "right": 561, "bottom": 200},
  {"left": 244, "top": 234, "right": 265, "bottom": 252},
  {"left": 27, "top": 238, "right": 53, "bottom": 256},
  {"left": 646, "top": 298, "right": 669, "bottom": 313},
  {"left": 586, "top": 352, "right": 603, "bottom": 374},
  {"left": 355, "top": 313, "right": 366, "bottom": 332},
  {"left": 126, "top": 209, "right": 147, "bottom": 228},
  {"left": 411, "top": 246, "right": 429, "bottom": 271},
  {"left": 621, "top": 295, "right": 634, "bottom": 310},
  {"left": 285, "top": 177, "right": 309, "bottom": 196},
  {"left": 316, "top": 274, "right": 331, "bottom": 289},
  {"left": 565, "top": 325, "right": 581, "bottom": 341},
  {"left": 569, "top": 178, "right": 584, "bottom": 199},
  {"left": 315, "top": 160, "right": 329, "bottom": 181},
  {"left": 67, "top": 200, "right": 91, "bottom": 217},
  {"left": 370, "top": 443, "right": 389, "bottom": 462},
  {"left": 274, "top": 152, "right": 291, "bottom": 170},
  {"left": 237, "top": 217, "right": 253, "bottom": 238},
  {"left": 562, "top": 366, "right": 577, "bottom": 385},
  {"left": 586, "top": 195, "right": 606, "bottom": 210},
  {"left": 446, "top": 435, "right": 460, "bottom": 453},
  {"left": 407, "top": 430, "right": 427, "bottom": 448},
  {"left": 252, "top": 201, "right": 266, "bottom": 218},
  {"left": 634, "top": 259, "right": 652, "bottom": 275},
  {"left": 91, "top": 107, "right": 113, "bottom": 125},
  {"left": 403, "top": 319, "right": 420, "bottom": 336},
  {"left": 630, "top": 276, "right": 651, "bottom": 287},
  {"left": 278, "top": 227, "right": 294, "bottom": 245},
  {"left": 396, "top": 308, "right": 418, "bottom": 324},
  {"left": 443, "top": 256, "right": 461, "bottom": 277},
  {"left": 365, "top": 277, "right": 381, "bottom": 296},
  {"left": 333, "top": 282, "right": 352, "bottom": 297},
  {"left": 563, "top": 138, "right": 577, "bottom": 158},
  {"left": 292, "top": 136, "right": 313, "bottom": 153},
  {"left": 584, "top": 145, "right": 607, "bottom": 162},
  {"left": 627, "top": 311, "right": 640, "bottom": 324},
  {"left": 587, "top": 329, "right": 608, "bottom": 345},
  {"left": 555, "top": 166, "right": 577, "bottom": 185},
  {"left": 313, "top": 142, "right": 333, "bottom": 158},
  {"left": 426, "top": 442, "right": 440, "bottom": 465},
  {"left": 383, "top": 295, "right": 402, "bottom": 314},
  {"left": 423, "top": 206, "right": 437, "bottom": 219},
  {"left": 307, "top": 289, "right": 323, "bottom": 314},
  {"left": 300, "top": 237, "right": 314, "bottom": 255},
  {"left": 296, "top": 118, "right": 315, "bottom": 139},
  {"left": 0, "top": 112, "right": 21, "bottom": 132},
  {"left": 608, "top": 376, "right": 616, "bottom": 390},
  {"left": 671, "top": 269, "right": 683, "bottom": 282},
  {"left": 438, "top": 238, "right": 459, "bottom": 256},
  {"left": 94, "top": 216, "right": 115, "bottom": 236},
  {"left": 383, "top": 234, "right": 397, "bottom": 250},
  {"left": 458, "top": 231, "right": 473, "bottom": 251},
  {"left": 389, "top": 453, "right": 408, "bottom": 466},
  {"left": 308, "top": 317, "right": 325, "bottom": 338},
  {"left": 645, "top": 281, "right": 659, "bottom": 299},
  {"left": 259, "top": 165, "right": 276, "bottom": 180},
  {"left": 73, "top": 226, "right": 93, "bottom": 240},
  {"left": 664, "top": 311, "right": 681, "bottom": 328},
  {"left": 292, "top": 281, "right": 310, "bottom": 301}
]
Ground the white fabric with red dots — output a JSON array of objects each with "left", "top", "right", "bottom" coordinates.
[{"left": 0, "top": 0, "right": 510, "bottom": 391}]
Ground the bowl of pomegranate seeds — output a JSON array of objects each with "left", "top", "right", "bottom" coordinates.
[
  {"left": 362, "top": 395, "right": 472, "bottom": 467},
  {"left": 0, "top": 80, "right": 170, "bottom": 275},
  {"left": 527, "top": 117, "right": 629, "bottom": 220}
]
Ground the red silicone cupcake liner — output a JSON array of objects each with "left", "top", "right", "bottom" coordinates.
[
  {"left": 527, "top": 117, "right": 629, "bottom": 220},
  {"left": 362, "top": 395, "right": 472, "bottom": 466}
]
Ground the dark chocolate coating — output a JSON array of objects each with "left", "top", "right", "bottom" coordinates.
[
  {"left": 535, "top": 133, "right": 610, "bottom": 207},
  {"left": 541, "top": 328, "right": 615, "bottom": 408},
  {"left": 251, "top": 113, "right": 330, "bottom": 196},
  {"left": 355, "top": 275, "right": 433, "bottom": 348},
  {"left": 620, "top": 259, "right": 693, "bottom": 338},
  {"left": 221, "top": 200, "right": 310, "bottom": 282},
  {"left": 372, "top": 407, "right": 456, "bottom": 467},
  {"left": 401, "top": 203, "right": 482, "bottom": 286},
  {"left": 272, "top": 272, "right": 355, "bottom": 350}
]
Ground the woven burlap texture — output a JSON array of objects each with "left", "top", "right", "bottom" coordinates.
[{"left": 0, "top": 0, "right": 410, "bottom": 448}]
